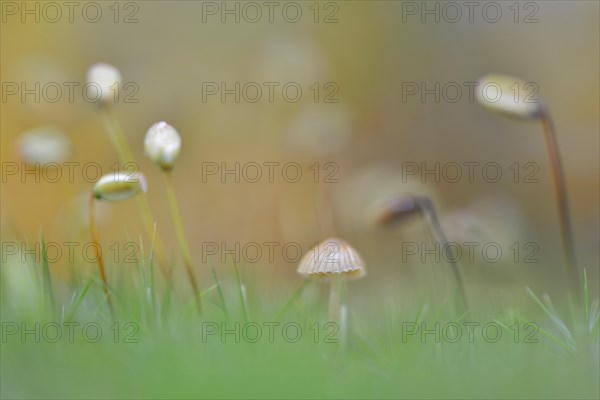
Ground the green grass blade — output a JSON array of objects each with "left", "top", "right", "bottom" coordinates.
[
  {"left": 584, "top": 268, "right": 589, "bottom": 324},
  {"left": 517, "top": 316, "right": 574, "bottom": 353},
  {"left": 211, "top": 267, "right": 228, "bottom": 317},
  {"left": 275, "top": 280, "right": 309, "bottom": 320},
  {"left": 233, "top": 261, "right": 249, "bottom": 321},
  {"left": 65, "top": 276, "right": 95, "bottom": 322},
  {"left": 40, "top": 232, "right": 55, "bottom": 313},
  {"left": 147, "top": 222, "right": 158, "bottom": 320},
  {"left": 526, "top": 287, "right": 575, "bottom": 346}
]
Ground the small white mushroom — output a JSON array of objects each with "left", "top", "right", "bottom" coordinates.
[
  {"left": 298, "top": 238, "right": 366, "bottom": 281},
  {"left": 298, "top": 238, "right": 366, "bottom": 325}
]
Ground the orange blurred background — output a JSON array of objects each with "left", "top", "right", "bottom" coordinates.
[{"left": 1, "top": 1, "right": 598, "bottom": 307}]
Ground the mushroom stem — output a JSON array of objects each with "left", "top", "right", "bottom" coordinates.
[
  {"left": 98, "top": 105, "right": 171, "bottom": 280},
  {"left": 339, "top": 304, "right": 348, "bottom": 351},
  {"left": 328, "top": 277, "right": 343, "bottom": 323},
  {"left": 164, "top": 170, "right": 203, "bottom": 315},
  {"left": 420, "top": 199, "right": 469, "bottom": 314},
  {"left": 540, "top": 109, "right": 578, "bottom": 299},
  {"left": 89, "top": 193, "right": 113, "bottom": 317}
]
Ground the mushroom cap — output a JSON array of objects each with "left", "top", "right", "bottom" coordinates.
[
  {"left": 476, "top": 74, "right": 544, "bottom": 120},
  {"left": 93, "top": 172, "right": 147, "bottom": 201},
  {"left": 297, "top": 238, "right": 366, "bottom": 280}
]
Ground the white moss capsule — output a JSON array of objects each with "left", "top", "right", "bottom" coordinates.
[
  {"left": 86, "top": 63, "right": 122, "bottom": 104},
  {"left": 476, "top": 74, "right": 544, "bottom": 119},
  {"left": 17, "top": 127, "right": 71, "bottom": 165},
  {"left": 144, "top": 121, "right": 182, "bottom": 170},
  {"left": 93, "top": 172, "right": 147, "bottom": 201}
]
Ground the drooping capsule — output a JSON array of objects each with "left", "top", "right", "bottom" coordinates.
[
  {"left": 93, "top": 172, "right": 147, "bottom": 201},
  {"left": 476, "top": 74, "right": 544, "bottom": 119}
]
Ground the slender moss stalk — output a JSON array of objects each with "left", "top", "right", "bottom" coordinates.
[
  {"left": 99, "top": 105, "right": 133, "bottom": 161},
  {"left": 476, "top": 74, "right": 579, "bottom": 299},
  {"left": 420, "top": 198, "right": 469, "bottom": 314},
  {"left": 89, "top": 193, "right": 113, "bottom": 316},
  {"left": 164, "top": 170, "right": 202, "bottom": 314},
  {"left": 540, "top": 109, "right": 578, "bottom": 299},
  {"left": 97, "top": 104, "right": 171, "bottom": 279}
]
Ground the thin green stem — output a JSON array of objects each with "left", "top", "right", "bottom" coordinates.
[
  {"left": 540, "top": 110, "right": 578, "bottom": 299},
  {"left": 89, "top": 194, "right": 113, "bottom": 317},
  {"left": 164, "top": 170, "right": 202, "bottom": 315},
  {"left": 99, "top": 105, "right": 132, "bottom": 161}
]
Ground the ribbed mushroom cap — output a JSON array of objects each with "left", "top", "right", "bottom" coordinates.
[{"left": 297, "top": 238, "right": 366, "bottom": 280}]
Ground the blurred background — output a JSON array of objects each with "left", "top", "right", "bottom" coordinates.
[{"left": 1, "top": 1, "right": 598, "bottom": 309}]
